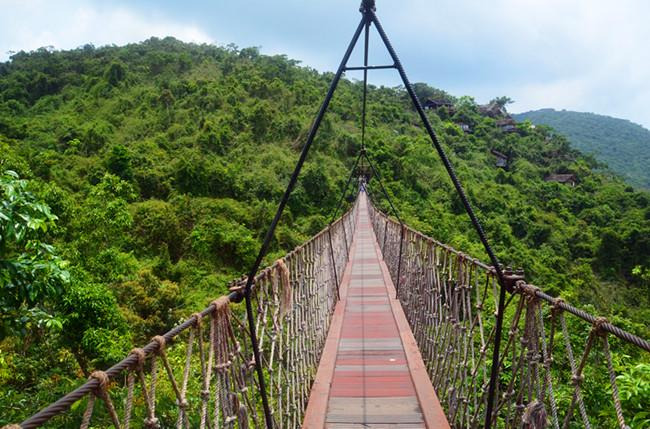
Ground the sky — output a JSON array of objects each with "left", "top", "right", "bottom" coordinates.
[{"left": 1, "top": 0, "right": 650, "bottom": 129}]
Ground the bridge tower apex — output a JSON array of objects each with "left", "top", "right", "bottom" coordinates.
[{"left": 360, "top": 0, "right": 376, "bottom": 13}]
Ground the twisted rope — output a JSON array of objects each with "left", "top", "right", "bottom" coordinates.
[
  {"left": 14, "top": 198, "right": 647, "bottom": 429},
  {"left": 79, "top": 371, "right": 121, "bottom": 429},
  {"left": 368, "top": 200, "right": 649, "bottom": 429}
]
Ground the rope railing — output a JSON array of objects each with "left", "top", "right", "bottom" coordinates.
[
  {"left": 12, "top": 198, "right": 359, "bottom": 429},
  {"left": 368, "top": 200, "right": 649, "bottom": 429}
]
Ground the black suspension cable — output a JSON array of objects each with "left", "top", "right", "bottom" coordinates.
[
  {"left": 366, "top": 5, "right": 509, "bottom": 428},
  {"left": 361, "top": 16, "right": 370, "bottom": 150},
  {"left": 240, "top": 16, "right": 367, "bottom": 429},
  {"left": 362, "top": 151, "right": 402, "bottom": 224},
  {"left": 329, "top": 151, "right": 363, "bottom": 224},
  {"left": 327, "top": 150, "right": 364, "bottom": 299},
  {"left": 362, "top": 150, "right": 405, "bottom": 296}
]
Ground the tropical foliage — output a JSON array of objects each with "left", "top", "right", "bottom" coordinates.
[{"left": 0, "top": 38, "right": 648, "bottom": 426}]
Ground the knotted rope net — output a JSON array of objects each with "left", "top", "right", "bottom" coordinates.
[
  {"left": 14, "top": 199, "right": 359, "bottom": 429},
  {"left": 368, "top": 200, "right": 649, "bottom": 429}
]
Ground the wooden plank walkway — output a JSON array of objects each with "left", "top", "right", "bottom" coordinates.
[{"left": 304, "top": 194, "right": 450, "bottom": 428}]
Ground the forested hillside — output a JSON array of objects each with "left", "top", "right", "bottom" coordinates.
[
  {"left": 1, "top": 38, "right": 649, "bottom": 424},
  {"left": 514, "top": 108, "right": 650, "bottom": 189}
]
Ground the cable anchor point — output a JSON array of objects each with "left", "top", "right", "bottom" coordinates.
[
  {"left": 502, "top": 266, "right": 525, "bottom": 293},
  {"left": 360, "top": 0, "right": 376, "bottom": 13}
]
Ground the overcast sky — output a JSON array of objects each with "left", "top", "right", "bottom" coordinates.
[{"left": 2, "top": 0, "right": 649, "bottom": 128}]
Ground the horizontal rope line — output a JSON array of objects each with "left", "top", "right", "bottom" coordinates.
[{"left": 370, "top": 201, "right": 650, "bottom": 353}]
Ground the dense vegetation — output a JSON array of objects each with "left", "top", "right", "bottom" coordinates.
[
  {"left": 1, "top": 38, "right": 649, "bottom": 425},
  {"left": 514, "top": 108, "right": 650, "bottom": 189}
]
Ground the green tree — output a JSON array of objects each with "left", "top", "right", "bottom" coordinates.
[
  {"left": 489, "top": 96, "right": 514, "bottom": 110},
  {"left": 412, "top": 82, "right": 452, "bottom": 103},
  {"left": 105, "top": 61, "right": 126, "bottom": 86},
  {"left": 0, "top": 171, "right": 69, "bottom": 338},
  {"left": 57, "top": 274, "right": 130, "bottom": 375},
  {"left": 596, "top": 229, "right": 624, "bottom": 277},
  {"left": 106, "top": 144, "right": 133, "bottom": 180},
  {"left": 115, "top": 268, "right": 184, "bottom": 340}
]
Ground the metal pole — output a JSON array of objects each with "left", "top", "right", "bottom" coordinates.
[
  {"left": 396, "top": 224, "right": 405, "bottom": 299},
  {"left": 367, "top": 10, "right": 509, "bottom": 428},
  {"left": 361, "top": 16, "right": 370, "bottom": 151},
  {"left": 327, "top": 227, "right": 340, "bottom": 300},
  {"left": 345, "top": 64, "right": 396, "bottom": 71},
  {"left": 241, "top": 17, "right": 367, "bottom": 428}
]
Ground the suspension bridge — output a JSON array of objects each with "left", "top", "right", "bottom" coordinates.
[
  {"left": 10, "top": 191, "right": 650, "bottom": 428},
  {"left": 5, "top": 1, "right": 649, "bottom": 428}
]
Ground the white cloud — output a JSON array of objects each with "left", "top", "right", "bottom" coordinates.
[
  {"left": 0, "top": 1, "right": 213, "bottom": 60},
  {"left": 379, "top": 0, "right": 650, "bottom": 127},
  {"left": 1, "top": 0, "right": 650, "bottom": 128}
]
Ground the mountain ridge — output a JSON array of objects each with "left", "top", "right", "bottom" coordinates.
[{"left": 513, "top": 108, "right": 650, "bottom": 189}]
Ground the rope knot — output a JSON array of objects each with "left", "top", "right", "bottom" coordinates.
[
  {"left": 552, "top": 298, "right": 565, "bottom": 314},
  {"left": 592, "top": 316, "right": 609, "bottom": 336},
  {"left": 201, "top": 389, "right": 210, "bottom": 399},
  {"left": 192, "top": 312, "right": 202, "bottom": 326},
  {"left": 521, "top": 284, "right": 540, "bottom": 300},
  {"left": 144, "top": 416, "right": 160, "bottom": 428},
  {"left": 152, "top": 335, "right": 166, "bottom": 352},
  {"left": 216, "top": 361, "right": 231, "bottom": 371},
  {"left": 131, "top": 348, "right": 146, "bottom": 367},
  {"left": 90, "top": 370, "right": 110, "bottom": 392},
  {"left": 177, "top": 399, "right": 189, "bottom": 409},
  {"left": 228, "top": 282, "right": 246, "bottom": 297},
  {"left": 571, "top": 374, "right": 584, "bottom": 385},
  {"left": 522, "top": 400, "right": 547, "bottom": 428},
  {"left": 211, "top": 296, "right": 230, "bottom": 314},
  {"left": 502, "top": 389, "right": 515, "bottom": 399}
]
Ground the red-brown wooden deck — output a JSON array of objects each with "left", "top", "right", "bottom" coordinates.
[{"left": 303, "top": 194, "right": 450, "bottom": 428}]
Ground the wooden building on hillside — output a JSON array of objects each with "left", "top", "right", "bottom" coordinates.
[
  {"left": 490, "top": 149, "right": 509, "bottom": 168},
  {"left": 459, "top": 123, "right": 472, "bottom": 133},
  {"left": 496, "top": 118, "right": 517, "bottom": 133},
  {"left": 479, "top": 102, "right": 507, "bottom": 118},
  {"left": 423, "top": 99, "right": 454, "bottom": 110},
  {"left": 544, "top": 173, "right": 577, "bottom": 187}
]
